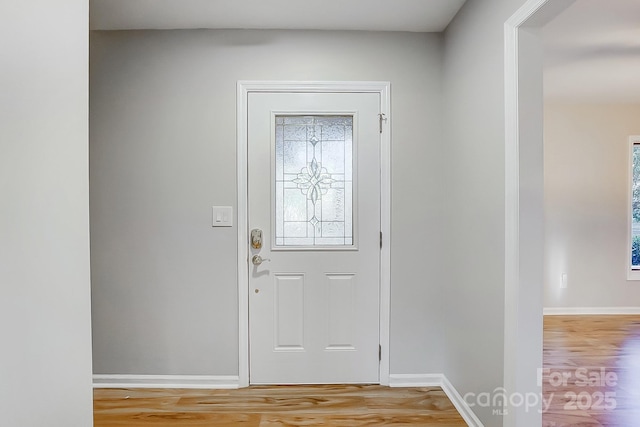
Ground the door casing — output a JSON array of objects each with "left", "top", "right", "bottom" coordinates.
[{"left": 236, "top": 81, "right": 391, "bottom": 387}]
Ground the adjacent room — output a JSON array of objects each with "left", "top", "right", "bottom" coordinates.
[{"left": 542, "top": 1, "right": 640, "bottom": 425}]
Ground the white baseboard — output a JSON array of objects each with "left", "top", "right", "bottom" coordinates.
[
  {"left": 388, "top": 373, "right": 443, "bottom": 387},
  {"left": 93, "top": 374, "right": 240, "bottom": 389},
  {"left": 543, "top": 307, "right": 640, "bottom": 315},
  {"left": 389, "top": 374, "right": 483, "bottom": 427}
]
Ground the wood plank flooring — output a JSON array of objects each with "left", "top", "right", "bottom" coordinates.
[
  {"left": 93, "top": 385, "right": 467, "bottom": 426},
  {"left": 543, "top": 315, "right": 640, "bottom": 426},
  {"left": 95, "top": 315, "right": 640, "bottom": 426}
]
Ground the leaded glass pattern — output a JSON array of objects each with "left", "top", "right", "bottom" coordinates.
[{"left": 275, "top": 115, "right": 353, "bottom": 247}]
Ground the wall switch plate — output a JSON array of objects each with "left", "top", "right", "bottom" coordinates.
[
  {"left": 212, "top": 206, "right": 233, "bottom": 227},
  {"left": 561, "top": 273, "right": 568, "bottom": 289}
]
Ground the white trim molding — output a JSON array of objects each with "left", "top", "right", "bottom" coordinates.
[
  {"left": 388, "top": 373, "right": 443, "bottom": 388},
  {"left": 389, "top": 374, "right": 483, "bottom": 427},
  {"left": 237, "top": 81, "right": 391, "bottom": 387},
  {"left": 92, "top": 374, "right": 240, "bottom": 389},
  {"left": 544, "top": 307, "right": 640, "bottom": 316},
  {"left": 505, "top": 1, "right": 577, "bottom": 427}
]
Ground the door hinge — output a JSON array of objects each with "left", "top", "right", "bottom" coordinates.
[
  {"left": 380, "top": 231, "right": 383, "bottom": 249},
  {"left": 378, "top": 113, "right": 387, "bottom": 134},
  {"left": 379, "top": 345, "right": 382, "bottom": 361}
]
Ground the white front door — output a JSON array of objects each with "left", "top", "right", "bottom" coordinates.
[{"left": 248, "top": 91, "right": 381, "bottom": 384}]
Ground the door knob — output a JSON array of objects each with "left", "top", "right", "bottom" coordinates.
[{"left": 252, "top": 255, "right": 271, "bottom": 266}]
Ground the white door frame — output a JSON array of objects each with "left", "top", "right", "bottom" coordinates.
[
  {"left": 236, "top": 81, "right": 391, "bottom": 387},
  {"left": 504, "top": 1, "right": 575, "bottom": 425}
]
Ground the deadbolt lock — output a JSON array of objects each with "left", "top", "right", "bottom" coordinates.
[{"left": 251, "top": 229, "right": 263, "bottom": 249}]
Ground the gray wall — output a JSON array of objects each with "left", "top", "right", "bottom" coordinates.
[
  {"left": 0, "top": 1, "right": 94, "bottom": 426},
  {"left": 90, "top": 30, "right": 446, "bottom": 376},
  {"left": 544, "top": 103, "right": 640, "bottom": 308},
  {"left": 442, "top": 0, "right": 529, "bottom": 425}
]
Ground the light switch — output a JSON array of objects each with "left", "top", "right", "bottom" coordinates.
[{"left": 212, "top": 206, "right": 233, "bottom": 227}]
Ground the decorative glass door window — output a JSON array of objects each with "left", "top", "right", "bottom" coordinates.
[{"left": 274, "top": 115, "right": 354, "bottom": 247}]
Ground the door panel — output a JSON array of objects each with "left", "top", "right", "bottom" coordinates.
[
  {"left": 273, "top": 274, "right": 305, "bottom": 350},
  {"left": 326, "top": 273, "right": 356, "bottom": 349},
  {"left": 248, "top": 92, "right": 380, "bottom": 384}
]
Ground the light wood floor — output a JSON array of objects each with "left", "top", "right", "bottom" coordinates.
[
  {"left": 94, "top": 315, "right": 640, "bottom": 426},
  {"left": 543, "top": 315, "right": 640, "bottom": 426},
  {"left": 93, "top": 385, "right": 467, "bottom": 426}
]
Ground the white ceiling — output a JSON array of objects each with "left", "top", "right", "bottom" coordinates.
[
  {"left": 543, "top": 0, "right": 640, "bottom": 103},
  {"left": 90, "top": 0, "right": 466, "bottom": 32}
]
